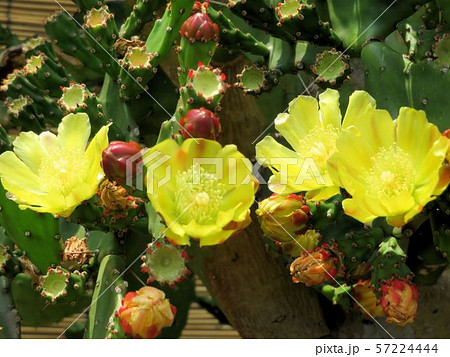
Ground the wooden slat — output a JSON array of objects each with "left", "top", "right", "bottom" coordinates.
[{"left": 0, "top": 0, "right": 77, "bottom": 39}]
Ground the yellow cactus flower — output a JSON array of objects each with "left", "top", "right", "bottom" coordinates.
[
  {"left": 145, "top": 138, "right": 257, "bottom": 246},
  {"left": 328, "top": 92, "right": 450, "bottom": 227},
  {"left": 256, "top": 88, "right": 347, "bottom": 200},
  {"left": 0, "top": 113, "right": 109, "bottom": 217}
]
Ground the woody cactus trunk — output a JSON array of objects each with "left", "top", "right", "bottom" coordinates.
[{"left": 0, "top": 0, "right": 449, "bottom": 339}]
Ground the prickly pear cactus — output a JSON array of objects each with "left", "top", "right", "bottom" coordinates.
[{"left": 0, "top": 0, "right": 449, "bottom": 339}]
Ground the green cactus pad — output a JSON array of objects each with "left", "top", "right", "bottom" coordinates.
[
  {"left": 11, "top": 273, "right": 91, "bottom": 326},
  {"left": 120, "top": 0, "right": 167, "bottom": 39},
  {"left": 142, "top": 242, "right": 190, "bottom": 285},
  {"left": 336, "top": 228, "right": 386, "bottom": 278},
  {"left": 180, "top": 64, "right": 227, "bottom": 113},
  {"left": 228, "top": 0, "right": 295, "bottom": 42},
  {"left": 45, "top": 11, "right": 104, "bottom": 72},
  {"left": 0, "top": 277, "right": 20, "bottom": 338},
  {"left": 85, "top": 255, "right": 127, "bottom": 339},
  {"left": 40, "top": 267, "right": 70, "bottom": 302},
  {"left": 192, "top": 68, "right": 224, "bottom": 97},
  {"left": 60, "top": 84, "right": 87, "bottom": 110},
  {"left": 319, "top": 283, "right": 352, "bottom": 310},
  {"left": 207, "top": 7, "right": 269, "bottom": 57},
  {"left": 73, "top": 0, "right": 105, "bottom": 13},
  {"left": 0, "top": 184, "right": 63, "bottom": 272},
  {"left": 2, "top": 71, "right": 63, "bottom": 126},
  {"left": 237, "top": 65, "right": 266, "bottom": 93},
  {"left": 311, "top": 49, "right": 350, "bottom": 86},
  {"left": 59, "top": 82, "right": 106, "bottom": 134},
  {"left": 22, "top": 36, "right": 57, "bottom": 61},
  {"left": 7, "top": 96, "right": 31, "bottom": 117},
  {"left": 407, "top": 219, "right": 448, "bottom": 285},
  {"left": 371, "top": 237, "right": 413, "bottom": 289},
  {"left": 276, "top": 0, "right": 301, "bottom": 19},
  {"left": 126, "top": 47, "right": 153, "bottom": 69},
  {"left": 362, "top": 41, "right": 449, "bottom": 132},
  {"left": 118, "top": 46, "right": 156, "bottom": 100},
  {"left": 83, "top": 6, "right": 120, "bottom": 78},
  {"left": 430, "top": 191, "right": 450, "bottom": 261},
  {"left": 0, "top": 244, "right": 10, "bottom": 273},
  {"left": 22, "top": 54, "right": 68, "bottom": 97},
  {"left": 433, "top": 34, "right": 450, "bottom": 67}
]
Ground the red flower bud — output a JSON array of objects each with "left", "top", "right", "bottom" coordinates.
[
  {"left": 179, "top": 108, "right": 221, "bottom": 140},
  {"left": 101, "top": 141, "right": 141, "bottom": 184},
  {"left": 180, "top": 12, "right": 219, "bottom": 43}
]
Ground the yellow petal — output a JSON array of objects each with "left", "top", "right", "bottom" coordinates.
[
  {"left": 84, "top": 124, "right": 110, "bottom": 187},
  {"left": 198, "top": 229, "right": 234, "bottom": 247},
  {"left": 255, "top": 136, "right": 304, "bottom": 193},
  {"left": 13, "top": 131, "right": 45, "bottom": 173},
  {"left": 350, "top": 109, "right": 395, "bottom": 152},
  {"left": 342, "top": 90, "right": 377, "bottom": 128},
  {"left": 39, "top": 131, "right": 59, "bottom": 156},
  {"left": 182, "top": 221, "right": 223, "bottom": 242},
  {"left": 149, "top": 187, "right": 177, "bottom": 222},
  {"left": 342, "top": 198, "right": 377, "bottom": 224},
  {"left": 144, "top": 139, "right": 179, "bottom": 194},
  {"left": 179, "top": 139, "right": 222, "bottom": 171},
  {"left": 378, "top": 190, "right": 415, "bottom": 216},
  {"left": 326, "top": 153, "right": 342, "bottom": 187},
  {"left": 65, "top": 181, "right": 98, "bottom": 212},
  {"left": 256, "top": 135, "right": 298, "bottom": 162},
  {"left": 58, "top": 113, "right": 91, "bottom": 152},
  {"left": 396, "top": 108, "right": 448, "bottom": 185},
  {"left": 0, "top": 151, "right": 43, "bottom": 195},
  {"left": 433, "top": 165, "right": 450, "bottom": 196},
  {"left": 335, "top": 130, "right": 373, "bottom": 176},
  {"left": 305, "top": 185, "right": 340, "bottom": 201},
  {"left": 164, "top": 226, "right": 190, "bottom": 246},
  {"left": 386, "top": 214, "right": 408, "bottom": 227},
  {"left": 275, "top": 96, "right": 320, "bottom": 152},
  {"left": 319, "top": 88, "right": 341, "bottom": 128}
]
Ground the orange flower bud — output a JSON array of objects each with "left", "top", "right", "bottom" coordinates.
[
  {"left": 118, "top": 287, "right": 176, "bottom": 339},
  {"left": 380, "top": 279, "right": 418, "bottom": 326},
  {"left": 256, "top": 193, "right": 309, "bottom": 242},
  {"left": 290, "top": 248, "right": 337, "bottom": 286}
]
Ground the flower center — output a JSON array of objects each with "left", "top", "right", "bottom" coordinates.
[
  {"left": 175, "top": 164, "right": 225, "bottom": 224},
  {"left": 365, "top": 145, "right": 415, "bottom": 198},
  {"left": 297, "top": 124, "right": 339, "bottom": 170},
  {"left": 38, "top": 149, "right": 88, "bottom": 195}
]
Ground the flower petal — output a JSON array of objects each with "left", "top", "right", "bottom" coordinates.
[
  {"left": 275, "top": 96, "right": 320, "bottom": 152},
  {"left": 0, "top": 151, "right": 43, "bottom": 195},
  {"left": 57, "top": 113, "right": 91, "bottom": 152},
  {"left": 39, "top": 131, "right": 59, "bottom": 156},
  {"left": 342, "top": 90, "right": 377, "bottom": 128},
  {"left": 342, "top": 198, "right": 377, "bottom": 224},
  {"left": 319, "top": 88, "right": 341, "bottom": 128},
  {"left": 13, "top": 131, "right": 45, "bottom": 173},
  {"left": 84, "top": 124, "right": 110, "bottom": 187}
]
